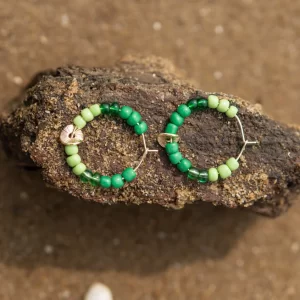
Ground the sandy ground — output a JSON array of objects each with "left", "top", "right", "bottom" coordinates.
[{"left": 0, "top": 0, "right": 299, "bottom": 299}]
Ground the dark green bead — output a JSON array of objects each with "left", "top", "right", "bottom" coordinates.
[
  {"left": 80, "top": 170, "right": 93, "bottom": 183},
  {"left": 127, "top": 111, "right": 142, "bottom": 126},
  {"left": 111, "top": 174, "right": 124, "bottom": 188},
  {"left": 100, "top": 103, "right": 110, "bottom": 114},
  {"left": 109, "top": 102, "right": 120, "bottom": 114},
  {"left": 119, "top": 106, "right": 133, "bottom": 119},
  {"left": 90, "top": 172, "right": 101, "bottom": 186},
  {"left": 170, "top": 112, "right": 184, "bottom": 127},
  {"left": 134, "top": 121, "right": 148, "bottom": 135},
  {"left": 122, "top": 167, "right": 137, "bottom": 182},
  {"left": 177, "top": 104, "right": 191, "bottom": 118},
  {"left": 198, "top": 169, "right": 209, "bottom": 183},
  {"left": 177, "top": 158, "right": 192, "bottom": 173},
  {"left": 188, "top": 167, "right": 200, "bottom": 180},
  {"left": 169, "top": 152, "right": 183, "bottom": 165},
  {"left": 165, "top": 142, "right": 179, "bottom": 154},
  {"left": 165, "top": 123, "right": 178, "bottom": 134},
  {"left": 100, "top": 176, "right": 111, "bottom": 188},
  {"left": 186, "top": 98, "right": 198, "bottom": 110},
  {"left": 197, "top": 99, "right": 208, "bottom": 110}
]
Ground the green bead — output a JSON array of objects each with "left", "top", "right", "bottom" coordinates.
[
  {"left": 111, "top": 174, "right": 124, "bottom": 188},
  {"left": 197, "top": 99, "right": 208, "bottom": 110},
  {"left": 134, "top": 121, "right": 148, "bottom": 135},
  {"left": 208, "top": 168, "right": 219, "bottom": 182},
  {"left": 80, "top": 170, "right": 93, "bottom": 183},
  {"left": 127, "top": 111, "right": 142, "bottom": 126},
  {"left": 198, "top": 169, "right": 208, "bottom": 183},
  {"left": 122, "top": 168, "right": 137, "bottom": 182},
  {"left": 177, "top": 158, "right": 192, "bottom": 173},
  {"left": 66, "top": 154, "right": 81, "bottom": 167},
  {"left": 65, "top": 145, "right": 78, "bottom": 156},
  {"left": 188, "top": 167, "right": 200, "bottom": 180},
  {"left": 72, "top": 163, "right": 86, "bottom": 176},
  {"left": 100, "top": 176, "right": 111, "bottom": 188},
  {"left": 177, "top": 104, "right": 191, "bottom": 118},
  {"left": 73, "top": 115, "right": 86, "bottom": 129},
  {"left": 217, "top": 99, "right": 230, "bottom": 113},
  {"left": 119, "top": 106, "right": 133, "bottom": 119},
  {"left": 100, "top": 103, "right": 110, "bottom": 114},
  {"left": 208, "top": 95, "right": 219, "bottom": 108},
  {"left": 169, "top": 152, "right": 183, "bottom": 165},
  {"left": 170, "top": 112, "right": 184, "bottom": 127},
  {"left": 186, "top": 99, "right": 198, "bottom": 110},
  {"left": 226, "top": 157, "right": 239, "bottom": 171},
  {"left": 226, "top": 106, "right": 238, "bottom": 118},
  {"left": 217, "top": 164, "right": 232, "bottom": 179},
  {"left": 90, "top": 172, "right": 101, "bottom": 186},
  {"left": 165, "top": 123, "right": 178, "bottom": 134},
  {"left": 165, "top": 142, "right": 179, "bottom": 154},
  {"left": 89, "top": 104, "right": 101, "bottom": 117},
  {"left": 109, "top": 102, "right": 120, "bottom": 115},
  {"left": 81, "top": 108, "right": 94, "bottom": 122}
]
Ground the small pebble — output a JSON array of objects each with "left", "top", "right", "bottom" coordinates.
[
  {"left": 152, "top": 21, "right": 162, "bottom": 31},
  {"left": 85, "top": 283, "right": 113, "bottom": 300}
]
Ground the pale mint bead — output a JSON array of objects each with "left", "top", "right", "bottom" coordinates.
[
  {"left": 208, "top": 95, "right": 219, "bottom": 109},
  {"left": 89, "top": 104, "right": 101, "bottom": 117},
  {"left": 226, "top": 157, "right": 239, "bottom": 171},
  {"left": 65, "top": 145, "right": 78, "bottom": 156},
  {"left": 67, "top": 154, "right": 81, "bottom": 167},
  {"left": 73, "top": 115, "right": 86, "bottom": 129},
  {"left": 217, "top": 164, "right": 232, "bottom": 179},
  {"left": 217, "top": 99, "right": 230, "bottom": 113},
  {"left": 208, "top": 168, "right": 219, "bottom": 182},
  {"left": 226, "top": 106, "right": 238, "bottom": 118},
  {"left": 72, "top": 163, "right": 86, "bottom": 176},
  {"left": 81, "top": 108, "right": 94, "bottom": 122}
]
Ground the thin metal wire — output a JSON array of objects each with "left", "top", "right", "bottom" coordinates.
[
  {"left": 134, "top": 133, "right": 158, "bottom": 171},
  {"left": 234, "top": 115, "right": 259, "bottom": 161}
]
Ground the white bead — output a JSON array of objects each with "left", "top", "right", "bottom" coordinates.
[{"left": 84, "top": 283, "right": 113, "bottom": 300}]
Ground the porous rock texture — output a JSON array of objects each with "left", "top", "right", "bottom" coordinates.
[{"left": 0, "top": 56, "right": 299, "bottom": 217}]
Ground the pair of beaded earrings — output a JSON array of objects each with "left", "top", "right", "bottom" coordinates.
[{"left": 60, "top": 95, "right": 258, "bottom": 189}]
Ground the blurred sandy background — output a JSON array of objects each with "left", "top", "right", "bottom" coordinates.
[{"left": 0, "top": 0, "right": 299, "bottom": 299}]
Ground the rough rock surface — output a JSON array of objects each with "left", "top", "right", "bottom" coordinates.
[{"left": 1, "top": 56, "right": 299, "bottom": 216}]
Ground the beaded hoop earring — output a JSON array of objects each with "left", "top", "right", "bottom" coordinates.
[
  {"left": 158, "top": 95, "right": 259, "bottom": 183},
  {"left": 60, "top": 102, "right": 157, "bottom": 189}
]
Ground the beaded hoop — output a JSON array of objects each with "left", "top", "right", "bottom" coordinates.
[
  {"left": 60, "top": 102, "right": 157, "bottom": 189},
  {"left": 158, "top": 95, "right": 258, "bottom": 183}
]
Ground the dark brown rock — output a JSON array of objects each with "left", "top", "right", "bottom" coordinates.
[{"left": 0, "top": 56, "right": 299, "bottom": 217}]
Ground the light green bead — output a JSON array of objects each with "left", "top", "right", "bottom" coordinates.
[
  {"left": 72, "top": 163, "right": 86, "bottom": 176},
  {"left": 217, "top": 99, "right": 230, "bottom": 113},
  {"left": 73, "top": 115, "right": 86, "bottom": 129},
  {"left": 217, "top": 164, "right": 232, "bottom": 179},
  {"left": 226, "top": 106, "right": 238, "bottom": 118},
  {"left": 65, "top": 145, "right": 78, "bottom": 156},
  {"left": 89, "top": 104, "right": 101, "bottom": 117},
  {"left": 208, "top": 168, "right": 219, "bottom": 182},
  {"left": 66, "top": 154, "right": 81, "bottom": 167},
  {"left": 226, "top": 157, "right": 239, "bottom": 171},
  {"left": 81, "top": 108, "right": 94, "bottom": 122},
  {"left": 208, "top": 95, "right": 219, "bottom": 109}
]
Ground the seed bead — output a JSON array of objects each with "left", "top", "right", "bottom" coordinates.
[
  {"left": 208, "top": 95, "right": 219, "bottom": 108},
  {"left": 177, "top": 158, "right": 192, "bottom": 173},
  {"left": 165, "top": 123, "right": 178, "bottom": 134},
  {"left": 100, "top": 103, "right": 110, "bottom": 114},
  {"left": 226, "top": 106, "right": 238, "bottom": 118},
  {"left": 119, "top": 106, "right": 133, "bottom": 119},
  {"left": 122, "top": 168, "right": 137, "bottom": 182},
  {"left": 197, "top": 99, "right": 208, "bottom": 110},
  {"left": 165, "top": 142, "right": 179, "bottom": 154},
  {"left": 65, "top": 145, "right": 78, "bottom": 156},
  {"left": 72, "top": 163, "right": 86, "bottom": 176},
  {"left": 80, "top": 170, "right": 93, "bottom": 183},
  {"left": 177, "top": 104, "right": 191, "bottom": 118},
  {"left": 109, "top": 102, "right": 120, "bottom": 115},
  {"left": 111, "top": 174, "right": 124, "bottom": 188},
  {"left": 217, "top": 99, "right": 230, "bottom": 113},
  {"left": 81, "top": 108, "right": 94, "bottom": 122},
  {"left": 170, "top": 112, "right": 184, "bottom": 127},
  {"left": 226, "top": 157, "right": 239, "bottom": 171},
  {"left": 134, "top": 121, "right": 148, "bottom": 135},
  {"left": 208, "top": 168, "right": 219, "bottom": 182},
  {"left": 186, "top": 98, "right": 198, "bottom": 110},
  {"left": 127, "top": 111, "right": 142, "bottom": 126},
  {"left": 73, "top": 115, "right": 86, "bottom": 129},
  {"left": 217, "top": 164, "right": 232, "bottom": 179},
  {"left": 89, "top": 104, "right": 101, "bottom": 117},
  {"left": 198, "top": 170, "right": 209, "bottom": 183},
  {"left": 169, "top": 152, "right": 183, "bottom": 165},
  {"left": 100, "top": 176, "right": 111, "bottom": 188},
  {"left": 67, "top": 154, "right": 81, "bottom": 167},
  {"left": 188, "top": 167, "right": 200, "bottom": 180}
]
